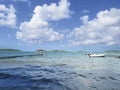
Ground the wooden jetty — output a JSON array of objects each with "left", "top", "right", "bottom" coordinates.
[
  {"left": 0, "top": 49, "right": 47, "bottom": 59},
  {"left": 0, "top": 49, "right": 46, "bottom": 59},
  {"left": 0, "top": 54, "right": 44, "bottom": 59}
]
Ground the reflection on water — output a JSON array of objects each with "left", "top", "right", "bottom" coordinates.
[{"left": 0, "top": 51, "right": 120, "bottom": 90}]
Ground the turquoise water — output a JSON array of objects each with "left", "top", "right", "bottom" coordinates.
[{"left": 0, "top": 51, "right": 120, "bottom": 90}]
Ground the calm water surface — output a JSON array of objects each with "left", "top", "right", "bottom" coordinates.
[{"left": 0, "top": 51, "right": 120, "bottom": 90}]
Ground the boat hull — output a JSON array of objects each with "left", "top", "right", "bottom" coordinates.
[{"left": 86, "top": 54, "right": 105, "bottom": 57}]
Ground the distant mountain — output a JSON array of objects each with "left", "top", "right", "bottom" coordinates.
[{"left": 0, "top": 49, "right": 21, "bottom": 52}]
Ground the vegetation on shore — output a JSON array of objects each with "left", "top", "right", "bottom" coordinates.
[
  {"left": 105, "top": 50, "right": 120, "bottom": 52},
  {"left": 47, "top": 50, "right": 66, "bottom": 52},
  {"left": 0, "top": 49, "right": 21, "bottom": 52},
  {"left": 0, "top": 48, "right": 120, "bottom": 53}
]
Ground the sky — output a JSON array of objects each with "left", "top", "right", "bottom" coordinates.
[{"left": 0, "top": 0, "right": 120, "bottom": 51}]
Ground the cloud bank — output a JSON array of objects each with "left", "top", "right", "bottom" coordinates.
[
  {"left": 1, "top": 1, "right": 120, "bottom": 46},
  {"left": 0, "top": 4, "right": 16, "bottom": 27},
  {"left": 68, "top": 8, "right": 120, "bottom": 45},
  {"left": 16, "top": 0, "right": 71, "bottom": 44}
]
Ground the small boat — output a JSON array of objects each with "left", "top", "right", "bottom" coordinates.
[{"left": 86, "top": 53, "right": 105, "bottom": 57}]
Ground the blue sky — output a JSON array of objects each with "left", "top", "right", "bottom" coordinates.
[{"left": 0, "top": 0, "right": 120, "bottom": 51}]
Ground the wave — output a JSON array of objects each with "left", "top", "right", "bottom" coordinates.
[
  {"left": 105, "top": 54, "right": 120, "bottom": 58},
  {"left": 0, "top": 65, "right": 74, "bottom": 90},
  {"left": 0, "top": 72, "right": 14, "bottom": 79},
  {"left": 0, "top": 71, "right": 72, "bottom": 90}
]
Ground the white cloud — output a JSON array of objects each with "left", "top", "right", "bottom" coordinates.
[
  {"left": 16, "top": 0, "right": 71, "bottom": 44},
  {"left": 0, "top": 4, "right": 16, "bottom": 27},
  {"left": 68, "top": 8, "right": 120, "bottom": 46},
  {"left": 33, "top": 0, "right": 71, "bottom": 21},
  {"left": 80, "top": 15, "right": 89, "bottom": 24}
]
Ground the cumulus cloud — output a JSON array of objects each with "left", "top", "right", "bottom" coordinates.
[
  {"left": 68, "top": 8, "right": 120, "bottom": 45},
  {"left": 0, "top": 4, "right": 16, "bottom": 27},
  {"left": 16, "top": 0, "right": 71, "bottom": 44}
]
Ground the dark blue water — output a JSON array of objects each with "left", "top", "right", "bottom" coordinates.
[{"left": 0, "top": 51, "right": 120, "bottom": 90}]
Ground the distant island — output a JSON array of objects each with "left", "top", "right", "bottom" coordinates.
[
  {"left": 0, "top": 48, "right": 120, "bottom": 53},
  {"left": 0, "top": 49, "right": 21, "bottom": 52},
  {"left": 0, "top": 48, "right": 66, "bottom": 52},
  {"left": 76, "top": 50, "right": 87, "bottom": 53},
  {"left": 47, "top": 50, "right": 66, "bottom": 52},
  {"left": 105, "top": 50, "right": 120, "bottom": 52}
]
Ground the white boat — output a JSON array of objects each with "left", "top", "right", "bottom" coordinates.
[{"left": 86, "top": 54, "right": 105, "bottom": 57}]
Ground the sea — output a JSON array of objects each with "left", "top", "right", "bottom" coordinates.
[{"left": 0, "top": 51, "right": 120, "bottom": 90}]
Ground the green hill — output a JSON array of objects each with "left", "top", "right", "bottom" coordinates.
[
  {"left": 105, "top": 50, "right": 120, "bottom": 52},
  {"left": 0, "top": 49, "right": 21, "bottom": 52},
  {"left": 47, "top": 50, "right": 66, "bottom": 52}
]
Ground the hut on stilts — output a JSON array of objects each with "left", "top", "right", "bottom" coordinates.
[{"left": 36, "top": 49, "right": 46, "bottom": 56}]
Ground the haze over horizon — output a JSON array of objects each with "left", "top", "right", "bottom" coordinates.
[{"left": 0, "top": 0, "right": 120, "bottom": 51}]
